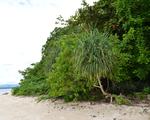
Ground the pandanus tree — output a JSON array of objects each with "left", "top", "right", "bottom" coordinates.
[{"left": 75, "top": 29, "right": 116, "bottom": 102}]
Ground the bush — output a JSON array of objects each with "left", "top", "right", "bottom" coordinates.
[
  {"left": 143, "top": 87, "right": 150, "bottom": 94},
  {"left": 12, "top": 0, "right": 150, "bottom": 103},
  {"left": 114, "top": 95, "right": 131, "bottom": 105},
  {"left": 133, "top": 92, "right": 147, "bottom": 100}
]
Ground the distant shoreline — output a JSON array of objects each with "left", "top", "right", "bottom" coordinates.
[
  {"left": 0, "top": 87, "right": 14, "bottom": 89},
  {"left": 0, "top": 84, "right": 19, "bottom": 89},
  {"left": 0, "top": 87, "right": 13, "bottom": 89},
  {"left": 0, "top": 88, "right": 11, "bottom": 95},
  {"left": 0, "top": 83, "right": 18, "bottom": 95}
]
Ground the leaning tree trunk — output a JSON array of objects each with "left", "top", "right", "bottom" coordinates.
[{"left": 94, "top": 75, "right": 113, "bottom": 103}]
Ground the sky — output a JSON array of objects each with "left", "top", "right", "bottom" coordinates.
[{"left": 0, "top": 0, "right": 98, "bottom": 84}]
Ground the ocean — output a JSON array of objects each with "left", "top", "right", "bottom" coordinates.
[{"left": 0, "top": 89, "right": 11, "bottom": 95}]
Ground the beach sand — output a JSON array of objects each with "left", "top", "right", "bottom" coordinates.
[{"left": 0, "top": 94, "right": 149, "bottom": 120}]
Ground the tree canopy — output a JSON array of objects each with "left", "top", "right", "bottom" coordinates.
[{"left": 13, "top": 0, "right": 150, "bottom": 103}]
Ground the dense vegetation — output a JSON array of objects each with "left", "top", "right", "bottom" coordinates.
[{"left": 13, "top": 0, "right": 150, "bottom": 103}]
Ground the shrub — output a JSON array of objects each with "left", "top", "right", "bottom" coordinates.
[
  {"left": 143, "top": 87, "right": 150, "bottom": 94},
  {"left": 114, "top": 95, "right": 131, "bottom": 105}
]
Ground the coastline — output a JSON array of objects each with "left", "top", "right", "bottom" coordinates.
[
  {"left": 0, "top": 94, "right": 149, "bottom": 120},
  {"left": 0, "top": 89, "right": 11, "bottom": 95}
]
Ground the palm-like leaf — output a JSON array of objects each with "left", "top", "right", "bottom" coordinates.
[
  {"left": 75, "top": 29, "right": 114, "bottom": 79},
  {"left": 74, "top": 29, "right": 115, "bottom": 100}
]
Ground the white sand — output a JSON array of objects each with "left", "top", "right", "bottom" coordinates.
[{"left": 0, "top": 94, "right": 150, "bottom": 120}]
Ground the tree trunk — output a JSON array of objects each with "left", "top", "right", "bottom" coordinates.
[{"left": 96, "top": 75, "right": 113, "bottom": 103}]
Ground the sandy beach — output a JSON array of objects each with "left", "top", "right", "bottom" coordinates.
[{"left": 0, "top": 94, "right": 149, "bottom": 120}]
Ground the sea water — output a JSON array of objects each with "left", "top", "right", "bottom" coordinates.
[{"left": 0, "top": 89, "right": 11, "bottom": 95}]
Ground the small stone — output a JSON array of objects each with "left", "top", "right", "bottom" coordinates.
[
  {"left": 90, "top": 102, "right": 96, "bottom": 105},
  {"left": 123, "top": 113, "right": 127, "bottom": 115},
  {"left": 143, "top": 108, "right": 148, "bottom": 113},
  {"left": 91, "top": 115, "right": 97, "bottom": 118}
]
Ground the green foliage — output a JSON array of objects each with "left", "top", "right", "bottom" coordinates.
[
  {"left": 47, "top": 33, "right": 93, "bottom": 101},
  {"left": 143, "top": 87, "right": 150, "bottom": 94},
  {"left": 133, "top": 92, "right": 147, "bottom": 100},
  {"left": 112, "top": 0, "right": 150, "bottom": 84},
  {"left": 69, "top": 0, "right": 116, "bottom": 32},
  {"left": 13, "top": 0, "right": 150, "bottom": 102},
  {"left": 114, "top": 95, "right": 131, "bottom": 105},
  {"left": 74, "top": 29, "right": 118, "bottom": 88},
  {"left": 12, "top": 63, "right": 49, "bottom": 96}
]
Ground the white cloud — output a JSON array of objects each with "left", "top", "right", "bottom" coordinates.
[{"left": 0, "top": 0, "right": 98, "bottom": 84}]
